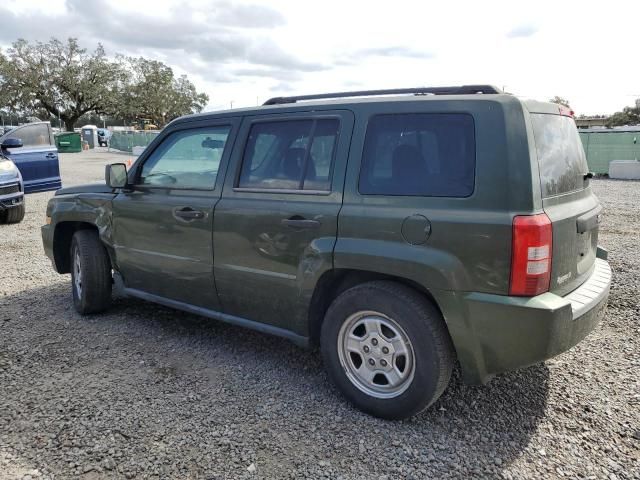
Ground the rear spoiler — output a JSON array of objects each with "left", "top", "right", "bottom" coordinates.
[{"left": 523, "top": 99, "right": 575, "bottom": 117}]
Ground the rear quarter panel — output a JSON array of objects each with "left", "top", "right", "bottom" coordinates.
[
  {"left": 336, "top": 96, "right": 535, "bottom": 295},
  {"left": 335, "top": 96, "right": 540, "bottom": 381}
]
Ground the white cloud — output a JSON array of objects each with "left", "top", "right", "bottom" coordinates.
[
  {"left": 506, "top": 24, "right": 539, "bottom": 38},
  {"left": 1, "top": 0, "right": 639, "bottom": 115}
]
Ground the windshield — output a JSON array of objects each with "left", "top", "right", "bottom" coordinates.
[{"left": 531, "top": 114, "right": 589, "bottom": 198}]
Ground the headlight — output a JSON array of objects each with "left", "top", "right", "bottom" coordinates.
[{"left": 0, "top": 160, "right": 18, "bottom": 174}]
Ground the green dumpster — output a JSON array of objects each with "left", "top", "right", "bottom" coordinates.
[{"left": 55, "top": 132, "right": 82, "bottom": 153}]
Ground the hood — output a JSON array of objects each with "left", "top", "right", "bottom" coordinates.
[{"left": 55, "top": 183, "right": 115, "bottom": 196}]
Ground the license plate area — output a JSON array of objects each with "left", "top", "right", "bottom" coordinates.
[{"left": 577, "top": 230, "right": 597, "bottom": 275}]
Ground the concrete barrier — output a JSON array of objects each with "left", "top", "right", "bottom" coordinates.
[{"left": 609, "top": 160, "right": 640, "bottom": 180}]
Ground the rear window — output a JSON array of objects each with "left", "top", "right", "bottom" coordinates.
[
  {"left": 531, "top": 114, "right": 589, "bottom": 197},
  {"left": 359, "top": 113, "right": 475, "bottom": 197}
]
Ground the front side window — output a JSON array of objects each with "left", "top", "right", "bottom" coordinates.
[
  {"left": 139, "top": 126, "right": 230, "bottom": 189},
  {"left": 359, "top": 113, "right": 475, "bottom": 197},
  {"left": 238, "top": 118, "right": 339, "bottom": 191},
  {"left": 5, "top": 123, "right": 51, "bottom": 147}
]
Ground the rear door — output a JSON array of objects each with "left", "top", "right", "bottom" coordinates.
[
  {"left": 530, "top": 112, "right": 600, "bottom": 296},
  {"left": 213, "top": 110, "right": 354, "bottom": 335},
  {"left": 0, "top": 122, "right": 60, "bottom": 193}
]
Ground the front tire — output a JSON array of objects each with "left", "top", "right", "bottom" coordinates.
[
  {"left": 70, "top": 230, "right": 112, "bottom": 314},
  {"left": 321, "top": 281, "right": 454, "bottom": 420},
  {"left": 0, "top": 201, "right": 25, "bottom": 224}
]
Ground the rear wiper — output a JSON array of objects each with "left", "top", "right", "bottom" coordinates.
[{"left": 583, "top": 172, "right": 594, "bottom": 180}]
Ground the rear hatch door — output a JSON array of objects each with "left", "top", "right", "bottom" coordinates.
[{"left": 530, "top": 111, "right": 601, "bottom": 296}]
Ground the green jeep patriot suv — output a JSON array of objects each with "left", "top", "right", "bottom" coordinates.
[{"left": 42, "top": 85, "right": 611, "bottom": 419}]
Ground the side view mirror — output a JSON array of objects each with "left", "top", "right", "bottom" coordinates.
[
  {"left": 105, "top": 163, "right": 128, "bottom": 188},
  {"left": 202, "top": 137, "right": 224, "bottom": 149},
  {"left": 1, "top": 138, "right": 24, "bottom": 149}
]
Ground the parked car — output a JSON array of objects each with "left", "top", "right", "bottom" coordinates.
[
  {"left": 0, "top": 122, "right": 61, "bottom": 193},
  {"left": 0, "top": 154, "right": 25, "bottom": 224},
  {"left": 97, "top": 129, "right": 111, "bottom": 147},
  {"left": 41, "top": 85, "right": 611, "bottom": 419}
]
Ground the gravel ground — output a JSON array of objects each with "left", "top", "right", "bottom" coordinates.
[{"left": 1, "top": 150, "right": 639, "bottom": 479}]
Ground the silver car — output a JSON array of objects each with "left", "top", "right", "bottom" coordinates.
[{"left": 0, "top": 154, "right": 25, "bottom": 224}]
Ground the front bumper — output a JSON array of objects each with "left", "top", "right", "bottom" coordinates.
[
  {"left": 440, "top": 254, "right": 612, "bottom": 384},
  {"left": 41, "top": 223, "right": 55, "bottom": 266},
  {"left": 0, "top": 182, "right": 23, "bottom": 210}
]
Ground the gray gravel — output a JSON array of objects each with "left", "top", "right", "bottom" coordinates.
[{"left": 1, "top": 150, "right": 639, "bottom": 479}]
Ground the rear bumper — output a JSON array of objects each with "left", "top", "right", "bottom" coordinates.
[{"left": 441, "top": 255, "right": 611, "bottom": 384}]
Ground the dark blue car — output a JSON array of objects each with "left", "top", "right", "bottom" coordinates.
[{"left": 0, "top": 122, "right": 61, "bottom": 193}]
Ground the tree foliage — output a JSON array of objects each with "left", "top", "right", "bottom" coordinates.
[
  {"left": 605, "top": 103, "right": 640, "bottom": 128},
  {"left": 118, "top": 57, "right": 209, "bottom": 127},
  {"left": 549, "top": 96, "right": 571, "bottom": 108},
  {"left": 0, "top": 38, "right": 209, "bottom": 131},
  {"left": 0, "top": 38, "right": 123, "bottom": 131}
]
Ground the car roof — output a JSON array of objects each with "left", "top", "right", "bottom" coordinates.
[{"left": 174, "top": 92, "right": 522, "bottom": 125}]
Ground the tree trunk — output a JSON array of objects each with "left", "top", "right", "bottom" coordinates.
[{"left": 63, "top": 117, "right": 78, "bottom": 132}]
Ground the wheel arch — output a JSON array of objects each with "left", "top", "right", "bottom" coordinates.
[
  {"left": 52, "top": 221, "right": 100, "bottom": 273},
  {"left": 307, "top": 268, "right": 445, "bottom": 347}
]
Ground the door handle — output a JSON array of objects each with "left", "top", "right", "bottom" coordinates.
[
  {"left": 45, "top": 153, "right": 57, "bottom": 159},
  {"left": 281, "top": 217, "right": 321, "bottom": 229},
  {"left": 173, "top": 207, "right": 206, "bottom": 221}
]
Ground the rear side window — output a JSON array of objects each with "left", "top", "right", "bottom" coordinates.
[
  {"left": 531, "top": 114, "right": 589, "bottom": 197},
  {"left": 238, "top": 119, "right": 339, "bottom": 191},
  {"left": 359, "top": 113, "right": 475, "bottom": 197},
  {"left": 6, "top": 123, "right": 51, "bottom": 147}
]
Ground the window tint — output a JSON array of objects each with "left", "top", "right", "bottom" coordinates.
[
  {"left": 139, "top": 126, "right": 230, "bottom": 189},
  {"left": 531, "top": 114, "right": 589, "bottom": 197},
  {"left": 238, "top": 119, "right": 339, "bottom": 191},
  {"left": 359, "top": 114, "right": 475, "bottom": 197},
  {"left": 7, "top": 123, "right": 51, "bottom": 147}
]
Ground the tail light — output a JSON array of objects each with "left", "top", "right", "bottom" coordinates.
[
  {"left": 509, "top": 213, "right": 552, "bottom": 296},
  {"left": 558, "top": 105, "right": 574, "bottom": 118}
]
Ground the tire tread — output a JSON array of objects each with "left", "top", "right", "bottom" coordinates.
[
  {"left": 71, "top": 229, "right": 112, "bottom": 314},
  {"left": 3, "top": 203, "right": 25, "bottom": 224}
]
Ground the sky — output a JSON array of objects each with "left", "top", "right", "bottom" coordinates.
[{"left": 1, "top": 0, "right": 639, "bottom": 116}]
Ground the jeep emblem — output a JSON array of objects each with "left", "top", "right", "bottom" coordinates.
[{"left": 557, "top": 272, "right": 572, "bottom": 284}]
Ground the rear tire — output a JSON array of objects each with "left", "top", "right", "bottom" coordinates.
[
  {"left": 70, "top": 230, "right": 112, "bottom": 314},
  {"left": 1, "top": 201, "right": 25, "bottom": 224},
  {"left": 321, "top": 281, "right": 454, "bottom": 420}
]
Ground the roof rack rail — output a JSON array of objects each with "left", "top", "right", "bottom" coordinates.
[{"left": 263, "top": 85, "right": 502, "bottom": 106}]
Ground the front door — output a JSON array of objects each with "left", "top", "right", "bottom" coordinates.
[
  {"left": 214, "top": 111, "right": 354, "bottom": 335},
  {"left": 0, "top": 122, "right": 61, "bottom": 193},
  {"left": 112, "top": 121, "right": 237, "bottom": 310}
]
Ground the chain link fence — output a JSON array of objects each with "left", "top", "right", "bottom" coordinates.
[{"left": 109, "top": 131, "right": 160, "bottom": 153}]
